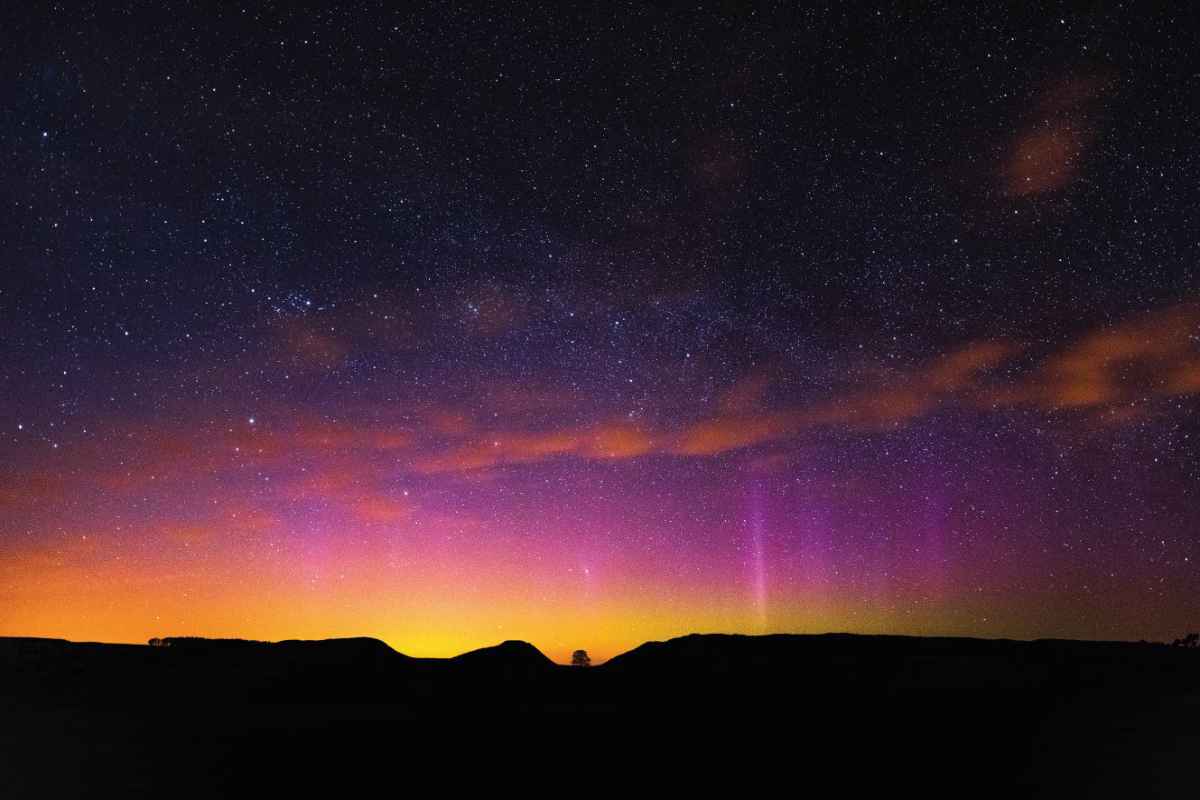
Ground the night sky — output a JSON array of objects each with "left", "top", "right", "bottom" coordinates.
[{"left": 2, "top": 4, "right": 1198, "bottom": 662}]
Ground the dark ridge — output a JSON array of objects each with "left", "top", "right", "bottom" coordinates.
[
  {"left": 599, "top": 631, "right": 1190, "bottom": 691},
  {"left": 145, "top": 635, "right": 408, "bottom": 662},
  {"left": 449, "top": 639, "right": 557, "bottom": 681},
  {"left": 0, "top": 636, "right": 72, "bottom": 653},
  {"left": 272, "top": 636, "right": 405, "bottom": 658},
  {"left": 451, "top": 639, "right": 555, "bottom": 665},
  {"left": 157, "top": 636, "right": 270, "bottom": 649},
  {"left": 3, "top": 631, "right": 1198, "bottom": 795}
]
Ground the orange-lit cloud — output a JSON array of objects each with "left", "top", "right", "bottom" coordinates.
[
  {"left": 580, "top": 424, "right": 657, "bottom": 460},
  {"left": 808, "top": 340, "right": 1023, "bottom": 431},
  {"left": 65, "top": 414, "right": 416, "bottom": 496},
  {"left": 1004, "top": 72, "right": 1114, "bottom": 197},
  {"left": 0, "top": 470, "right": 66, "bottom": 509},
  {"left": 717, "top": 372, "right": 773, "bottom": 414},
  {"left": 24, "top": 306, "right": 1195, "bottom": 494},
  {"left": 992, "top": 302, "right": 1200, "bottom": 410},
  {"left": 419, "top": 341, "right": 1024, "bottom": 468},
  {"left": 415, "top": 421, "right": 656, "bottom": 473},
  {"left": 419, "top": 408, "right": 475, "bottom": 437},
  {"left": 283, "top": 470, "right": 359, "bottom": 500},
  {"left": 1168, "top": 363, "right": 1200, "bottom": 395},
  {"left": 674, "top": 340, "right": 1021, "bottom": 456},
  {"left": 281, "top": 465, "right": 412, "bottom": 525},
  {"left": 283, "top": 322, "right": 350, "bottom": 371},
  {"left": 670, "top": 412, "right": 798, "bottom": 457},
  {"left": 1006, "top": 124, "right": 1087, "bottom": 196}
]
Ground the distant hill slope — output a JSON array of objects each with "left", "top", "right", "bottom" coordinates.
[
  {"left": 600, "top": 631, "right": 1200, "bottom": 692},
  {"left": 449, "top": 639, "right": 557, "bottom": 679}
]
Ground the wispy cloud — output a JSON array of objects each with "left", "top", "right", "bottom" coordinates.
[
  {"left": 14, "top": 303, "right": 1195, "bottom": 490},
  {"left": 414, "top": 421, "right": 656, "bottom": 473},
  {"left": 1003, "top": 71, "right": 1115, "bottom": 197},
  {"left": 990, "top": 301, "right": 1200, "bottom": 410}
]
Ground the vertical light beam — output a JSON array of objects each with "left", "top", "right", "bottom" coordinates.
[{"left": 747, "top": 481, "right": 769, "bottom": 629}]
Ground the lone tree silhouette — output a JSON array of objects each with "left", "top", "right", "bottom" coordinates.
[{"left": 571, "top": 649, "right": 591, "bottom": 667}]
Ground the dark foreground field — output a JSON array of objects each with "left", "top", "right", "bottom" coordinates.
[{"left": 2, "top": 633, "right": 1197, "bottom": 797}]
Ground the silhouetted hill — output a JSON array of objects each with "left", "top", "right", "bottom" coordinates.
[
  {"left": 155, "top": 636, "right": 269, "bottom": 648},
  {"left": 5, "top": 631, "right": 1196, "bottom": 701},
  {"left": 273, "top": 636, "right": 407, "bottom": 665},
  {"left": 600, "top": 631, "right": 1197, "bottom": 692},
  {"left": 450, "top": 639, "right": 556, "bottom": 676},
  {"left": 3, "top": 632, "right": 1198, "bottom": 796}
]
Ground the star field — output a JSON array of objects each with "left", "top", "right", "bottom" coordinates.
[{"left": 1, "top": 4, "right": 1198, "bottom": 661}]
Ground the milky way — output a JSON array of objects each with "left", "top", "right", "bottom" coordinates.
[{"left": 2, "top": 5, "right": 1197, "bottom": 661}]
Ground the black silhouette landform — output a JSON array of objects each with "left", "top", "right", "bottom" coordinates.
[{"left": 3, "top": 632, "right": 1197, "bottom": 796}]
